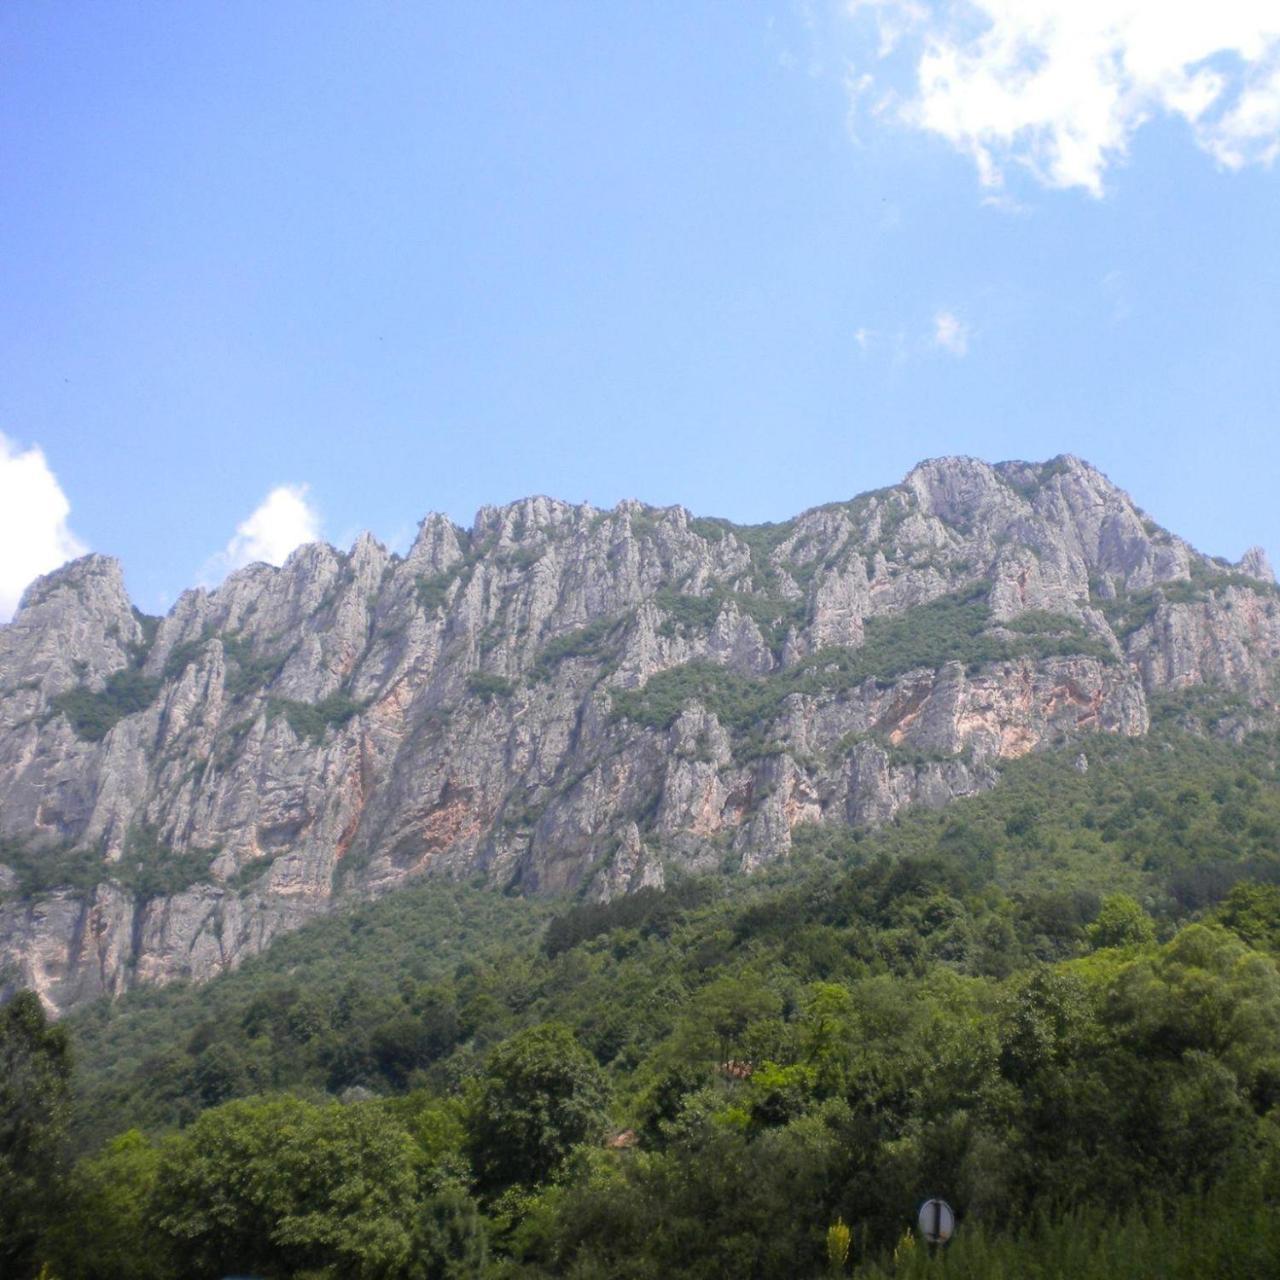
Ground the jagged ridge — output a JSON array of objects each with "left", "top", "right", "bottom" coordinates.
[{"left": 1, "top": 454, "right": 1277, "bottom": 1013}]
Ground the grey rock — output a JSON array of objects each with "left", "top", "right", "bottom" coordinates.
[
  {"left": 1241, "top": 547, "right": 1275, "bottom": 584},
  {"left": 2, "top": 454, "right": 1277, "bottom": 1015}
]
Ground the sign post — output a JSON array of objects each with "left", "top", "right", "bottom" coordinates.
[{"left": 917, "top": 1198, "right": 955, "bottom": 1247}]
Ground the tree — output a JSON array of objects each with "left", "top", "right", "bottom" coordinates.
[
  {"left": 407, "top": 1184, "right": 489, "bottom": 1280},
  {"left": 1087, "top": 893, "right": 1156, "bottom": 950},
  {"left": 468, "top": 1023, "right": 611, "bottom": 1192},
  {"left": 0, "top": 991, "right": 72, "bottom": 1278},
  {"left": 148, "top": 1095, "right": 419, "bottom": 1279},
  {"left": 45, "top": 1130, "right": 166, "bottom": 1280},
  {"left": 1216, "top": 882, "right": 1280, "bottom": 952}
]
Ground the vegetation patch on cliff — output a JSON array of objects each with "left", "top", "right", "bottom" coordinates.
[
  {"left": 655, "top": 584, "right": 806, "bottom": 656},
  {"left": 0, "top": 826, "right": 221, "bottom": 903},
  {"left": 415, "top": 566, "right": 462, "bottom": 614},
  {"left": 50, "top": 668, "right": 162, "bottom": 742},
  {"left": 466, "top": 672, "right": 515, "bottom": 701},
  {"left": 1096, "top": 566, "right": 1280, "bottom": 639},
  {"left": 613, "top": 586, "right": 1113, "bottom": 733},
  {"left": 0, "top": 837, "right": 104, "bottom": 898},
  {"left": 529, "top": 614, "right": 630, "bottom": 682},
  {"left": 112, "top": 824, "right": 221, "bottom": 902},
  {"left": 267, "top": 692, "right": 366, "bottom": 743}
]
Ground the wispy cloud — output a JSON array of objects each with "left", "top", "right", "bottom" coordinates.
[
  {"left": 845, "top": 1, "right": 1280, "bottom": 194},
  {"left": 0, "top": 433, "right": 87, "bottom": 621},
  {"left": 933, "top": 309, "right": 969, "bottom": 355},
  {"left": 203, "top": 484, "right": 322, "bottom": 585}
]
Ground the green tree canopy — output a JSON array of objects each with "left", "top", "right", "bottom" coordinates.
[
  {"left": 468, "top": 1022, "right": 611, "bottom": 1192},
  {"left": 148, "top": 1095, "right": 420, "bottom": 1279},
  {"left": 1087, "top": 893, "right": 1156, "bottom": 950},
  {"left": 0, "top": 991, "right": 72, "bottom": 1278}
]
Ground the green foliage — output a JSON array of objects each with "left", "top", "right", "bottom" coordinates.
[
  {"left": 857, "top": 586, "right": 999, "bottom": 673},
  {"left": 409, "top": 1183, "right": 490, "bottom": 1279},
  {"left": 827, "top": 1216, "right": 852, "bottom": 1273},
  {"left": 655, "top": 584, "right": 807, "bottom": 656},
  {"left": 224, "top": 854, "right": 274, "bottom": 894},
  {"left": 614, "top": 585, "right": 1114, "bottom": 733},
  {"left": 23, "top": 723, "right": 1280, "bottom": 1277},
  {"left": 220, "top": 634, "right": 290, "bottom": 700},
  {"left": 501, "top": 544, "right": 543, "bottom": 570},
  {"left": 66, "top": 879, "right": 551, "bottom": 1147},
  {"left": 610, "top": 658, "right": 771, "bottom": 732},
  {"left": 111, "top": 825, "right": 220, "bottom": 903},
  {"left": 0, "top": 992, "right": 73, "bottom": 1278},
  {"left": 0, "top": 838, "right": 104, "bottom": 899},
  {"left": 415, "top": 568, "right": 461, "bottom": 614},
  {"left": 654, "top": 585, "right": 726, "bottom": 634},
  {"left": 48, "top": 629, "right": 294, "bottom": 745},
  {"left": 43, "top": 1130, "right": 165, "bottom": 1280},
  {"left": 147, "top": 1095, "right": 420, "bottom": 1279},
  {"left": 127, "top": 611, "right": 161, "bottom": 669},
  {"left": 687, "top": 516, "right": 729, "bottom": 543},
  {"left": 1003, "top": 609, "right": 1115, "bottom": 660},
  {"left": 1148, "top": 684, "right": 1254, "bottom": 736},
  {"left": 1215, "top": 880, "right": 1280, "bottom": 951},
  {"left": 0, "top": 829, "right": 217, "bottom": 905},
  {"left": 268, "top": 692, "right": 366, "bottom": 743},
  {"left": 996, "top": 456, "right": 1075, "bottom": 503},
  {"left": 160, "top": 636, "right": 208, "bottom": 683},
  {"left": 51, "top": 669, "right": 162, "bottom": 742},
  {"left": 467, "top": 1023, "right": 611, "bottom": 1191},
  {"left": 1097, "top": 568, "right": 1279, "bottom": 640},
  {"left": 852, "top": 1189, "right": 1280, "bottom": 1278},
  {"left": 529, "top": 615, "right": 628, "bottom": 682},
  {"left": 543, "top": 880, "right": 718, "bottom": 958},
  {"left": 1087, "top": 893, "right": 1156, "bottom": 949},
  {"left": 164, "top": 631, "right": 288, "bottom": 700},
  {"left": 683, "top": 512, "right": 806, "bottom": 595},
  {"left": 466, "top": 672, "right": 514, "bottom": 702}
]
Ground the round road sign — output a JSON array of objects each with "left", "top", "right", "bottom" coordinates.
[{"left": 917, "top": 1198, "right": 955, "bottom": 1245}]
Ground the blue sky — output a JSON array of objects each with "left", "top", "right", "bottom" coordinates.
[{"left": 2, "top": 2, "right": 1279, "bottom": 616}]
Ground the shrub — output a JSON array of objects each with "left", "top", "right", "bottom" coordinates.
[
  {"left": 0, "top": 837, "right": 103, "bottom": 897},
  {"left": 51, "top": 669, "right": 162, "bottom": 742},
  {"left": 416, "top": 568, "right": 461, "bottom": 614},
  {"left": 615, "top": 584, "right": 1112, "bottom": 733},
  {"left": 467, "top": 673, "right": 515, "bottom": 702},
  {"left": 268, "top": 693, "right": 365, "bottom": 744},
  {"left": 113, "top": 824, "right": 221, "bottom": 902},
  {"left": 530, "top": 615, "right": 628, "bottom": 682}
]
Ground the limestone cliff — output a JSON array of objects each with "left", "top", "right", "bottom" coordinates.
[{"left": 2, "top": 455, "right": 1277, "bottom": 1013}]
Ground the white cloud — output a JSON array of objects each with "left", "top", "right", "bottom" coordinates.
[
  {"left": 203, "top": 484, "right": 322, "bottom": 585},
  {"left": 0, "top": 433, "right": 88, "bottom": 622},
  {"left": 933, "top": 309, "right": 969, "bottom": 354},
  {"left": 846, "top": 1, "right": 1280, "bottom": 193}
]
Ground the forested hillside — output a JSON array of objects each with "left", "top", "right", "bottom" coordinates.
[{"left": 8, "top": 713, "right": 1280, "bottom": 1277}]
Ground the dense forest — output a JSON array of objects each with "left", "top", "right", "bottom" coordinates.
[{"left": 7, "top": 701, "right": 1280, "bottom": 1277}]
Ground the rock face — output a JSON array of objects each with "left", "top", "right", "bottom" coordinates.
[{"left": 1, "top": 455, "right": 1277, "bottom": 1014}]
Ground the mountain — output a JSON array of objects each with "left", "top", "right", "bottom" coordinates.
[{"left": 1, "top": 454, "right": 1277, "bottom": 1015}]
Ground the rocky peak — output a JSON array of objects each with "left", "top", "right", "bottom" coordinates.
[
  {"left": 1240, "top": 546, "right": 1275, "bottom": 583},
  {"left": 905, "top": 454, "right": 1012, "bottom": 524},
  {"left": 3, "top": 554, "right": 142, "bottom": 697},
  {"left": 2, "top": 456, "right": 1278, "bottom": 1016},
  {"left": 405, "top": 513, "right": 466, "bottom": 574},
  {"left": 473, "top": 495, "right": 587, "bottom": 545}
]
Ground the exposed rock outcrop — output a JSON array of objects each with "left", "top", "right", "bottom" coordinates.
[{"left": 1, "top": 455, "right": 1276, "bottom": 1014}]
